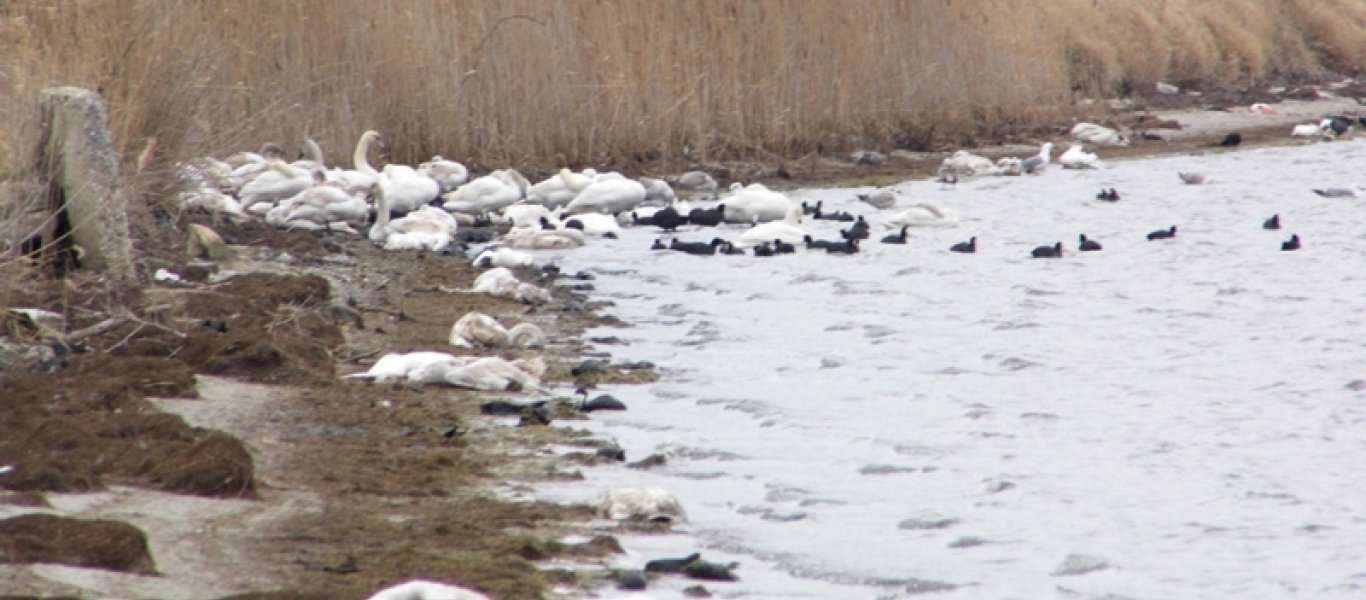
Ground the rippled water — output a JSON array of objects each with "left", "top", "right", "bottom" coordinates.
[{"left": 535, "top": 140, "right": 1366, "bottom": 599}]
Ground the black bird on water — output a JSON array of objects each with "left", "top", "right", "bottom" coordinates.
[
  {"left": 1147, "top": 225, "right": 1177, "bottom": 240},
  {"left": 1078, "top": 234, "right": 1102, "bottom": 251},
  {"left": 949, "top": 237, "right": 976, "bottom": 253},
  {"left": 880, "top": 225, "right": 909, "bottom": 244},
  {"left": 1262, "top": 214, "right": 1280, "bottom": 230},
  {"left": 1031, "top": 242, "right": 1063, "bottom": 258},
  {"left": 1281, "top": 234, "right": 1301, "bottom": 251}
]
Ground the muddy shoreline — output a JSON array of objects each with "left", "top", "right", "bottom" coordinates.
[{"left": 1, "top": 83, "right": 1362, "bottom": 598}]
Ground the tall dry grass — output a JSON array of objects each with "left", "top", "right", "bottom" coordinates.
[{"left": 2, "top": 0, "right": 1364, "bottom": 179}]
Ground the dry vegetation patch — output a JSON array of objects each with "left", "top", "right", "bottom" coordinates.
[{"left": 0, "top": 513, "right": 157, "bottom": 575}]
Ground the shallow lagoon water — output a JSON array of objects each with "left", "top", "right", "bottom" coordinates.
[{"left": 536, "top": 140, "right": 1366, "bottom": 599}]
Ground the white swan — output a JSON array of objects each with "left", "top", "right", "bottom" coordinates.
[
  {"left": 563, "top": 176, "right": 647, "bottom": 215},
  {"left": 723, "top": 182, "right": 794, "bottom": 223},
  {"left": 179, "top": 188, "right": 248, "bottom": 221},
  {"left": 527, "top": 168, "right": 596, "bottom": 209},
  {"left": 346, "top": 351, "right": 458, "bottom": 384},
  {"left": 364, "top": 580, "right": 490, "bottom": 600},
  {"left": 443, "top": 172, "right": 524, "bottom": 215},
  {"left": 237, "top": 160, "right": 313, "bottom": 207},
  {"left": 449, "top": 312, "right": 509, "bottom": 348},
  {"left": 267, "top": 171, "right": 369, "bottom": 229},
  {"left": 937, "top": 150, "right": 996, "bottom": 178},
  {"left": 1059, "top": 144, "right": 1100, "bottom": 169},
  {"left": 378, "top": 162, "right": 441, "bottom": 215},
  {"left": 666, "top": 171, "right": 719, "bottom": 195},
  {"left": 595, "top": 487, "right": 687, "bottom": 523},
  {"left": 224, "top": 143, "right": 285, "bottom": 168},
  {"left": 428, "top": 356, "right": 542, "bottom": 391},
  {"left": 887, "top": 203, "right": 958, "bottom": 228},
  {"left": 368, "top": 182, "right": 458, "bottom": 251},
  {"left": 291, "top": 138, "right": 326, "bottom": 172},
  {"left": 640, "top": 177, "right": 677, "bottom": 206},
  {"left": 560, "top": 212, "right": 621, "bottom": 237},
  {"left": 320, "top": 130, "right": 381, "bottom": 197},
  {"left": 500, "top": 204, "right": 550, "bottom": 228},
  {"left": 502, "top": 225, "right": 586, "bottom": 250},
  {"left": 735, "top": 204, "right": 807, "bottom": 248},
  {"left": 351, "top": 352, "right": 541, "bottom": 392},
  {"left": 472, "top": 246, "right": 534, "bottom": 269},
  {"left": 419, "top": 155, "right": 469, "bottom": 193},
  {"left": 1070, "top": 122, "right": 1130, "bottom": 147},
  {"left": 507, "top": 323, "right": 546, "bottom": 348},
  {"left": 471, "top": 267, "right": 552, "bottom": 304}
]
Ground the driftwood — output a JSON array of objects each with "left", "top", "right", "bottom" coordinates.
[{"left": 35, "top": 86, "right": 136, "bottom": 280}]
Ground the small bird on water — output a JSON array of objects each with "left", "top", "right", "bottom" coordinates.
[
  {"left": 1147, "top": 225, "right": 1177, "bottom": 241},
  {"left": 1262, "top": 214, "right": 1280, "bottom": 230},
  {"left": 1281, "top": 234, "right": 1301, "bottom": 251}
]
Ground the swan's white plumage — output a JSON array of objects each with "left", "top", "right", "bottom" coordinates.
[
  {"left": 443, "top": 173, "right": 524, "bottom": 215},
  {"left": 369, "top": 183, "right": 458, "bottom": 251},
  {"left": 527, "top": 169, "right": 596, "bottom": 209},
  {"left": 887, "top": 203, "right": 958, "bottom": 228},
  {"left": 473, "top": 246, "right": 534, "bottom": 269},
  {"left": 1059, "top": 144, "right": 1100, "bottom": 169},
  {"left": 563, "top": 176, "right": 647, "bottom": 215},
  {"left": 667, "top": 171, "right": 719, "bottom": 194},
  {"left": 267, "top": 174, "right": 369, "bottom": 229},
  {"left": 352, "top": 352, "right": 541, "bottom": 391},
  {"left": 937, "top": 150, "right": 997, "bottom": 178},
  {"left": 595, "top": 487, "right": 686, "bottom": 522},
  {"left": 180, "top": 188, "right": 248, "bottom": 220},
  {"left": 419, "top": 155, "right": 469, "bottom": 193},
  {"left": 449, "top": 312, "right": 508, "bottom": 348},
  {"left": 640, "top": 177, "right": 677, "bottom": 206},
  {"left": 440, "top": 356, "right": 542, "bottom": 391},
  {"left": 723, "top": 182, "right": 794, "bottom": 223},
  {"left": 501, "top": 204, "right": 551, "bottom": 228},
  {"left": 1070, "top": 122, "right": 1130, "bottom": 147},
  {"left": 364, "top": 580, "right": 490, "bottom": 600},
  {"left": 735, "top": 205, "right": 807, "bottom": 248},
  {"left": 238, "top": 160, "right": 313, "bottom": 207},
  {"left": 502, "top": 226, "right": 585, "bottom": 250},
  {"left": 470, "top": 268, "right": 551, "bottom": 304},
  {"left": 562, "top": 212, "right": 622, "bottom": 237},
  {"left": 347, "top": 351, "right": 457, "bottom": 383},
  {"left": 507, "top": 323, "right": 546, "bottom": 348},
  {"left": 377, "top": 163, "right": 441, "bottom": 215}
]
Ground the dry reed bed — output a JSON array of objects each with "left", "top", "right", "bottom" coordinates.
[{"left": 2, "top": 0, "right": 1365, "bottom": 179}]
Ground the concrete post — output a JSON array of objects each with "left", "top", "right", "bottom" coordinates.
[{"left": 38, "top": 86, "right": 136, "bottom": 279}]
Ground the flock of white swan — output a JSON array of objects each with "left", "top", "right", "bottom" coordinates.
[{"left": 173, "top": 115, "right": 1356, "bottom": 598}]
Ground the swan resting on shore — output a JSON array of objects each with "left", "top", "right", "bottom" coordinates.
[
  {"left": 449, "top": 312, "right": 509, "bottom": 348},
  {"left": 349, "top": 352, "right": 542, "bottom": 391},
  {"left": 365, "top": 579, "right": 490, "bottom": 600},
  {"left": 596, "top": 487, "right": 687, "bottom": 523},
  {"left": 471, "top": 267, "right": 552, "bottom": 304}
]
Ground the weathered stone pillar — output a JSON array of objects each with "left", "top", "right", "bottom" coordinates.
[{"left": 37, "top": 86, "right": 136, "bottom": 279}]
